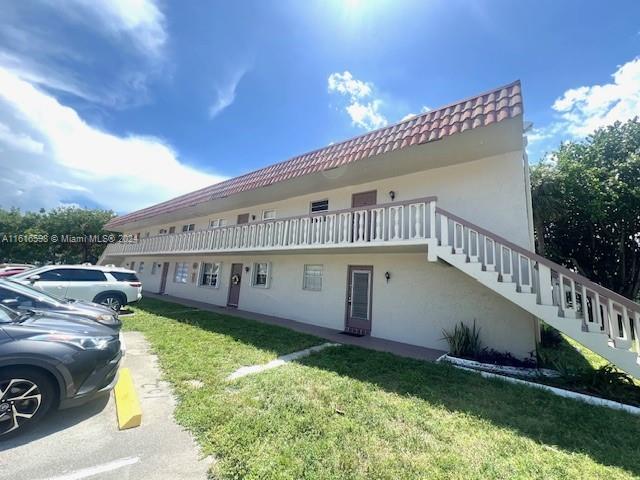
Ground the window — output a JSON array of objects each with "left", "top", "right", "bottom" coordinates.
[
  {"left": 310, "top": 199, "right": 329, "bottom": 213},
  {"left": 200, "top": 262, "right": 220, "bottom": 288},
  {"left": 37, "top": 269, "right": 64, "bottom": 281},
  {"left": 70, "top": 269, "right": 108, "bottom": 281},
  {"left": 110, "top": 271, "right": 140, "bottom": 282},
  {"left": 174, "top": 262, "right": 189, "bottom": 283},
  {"left": 252, "top": 262, "right": 270, "bottom": 288},
  {"left": 209, "top": 219, "right": 227, "bottom": 228},
  {"left": 237, "top": 213, "right": 249, "bottom": 224},
  {"left": 151, "top": 263, "right": 158, "bottom": 275},
  {"left": 159, "top": 228, "right": 168, "bottom": 235},
  {"left": 182, "top": 224, "right": 195, "bottom": 232},
  {"left": 138, "top": 262, "right": 144, "bottom": 273},
  {"left": 262, "top": 209, "right": 276, "bottom": 220},
  {"left": 39, "top": 268, "right": 107, "bottom": 282},
  {"left": 130, "top": 261, "right": 135, "bottom": 271},
  {"left": 168, "top": 226, "right": 176, "bottom": 234},
  {"left": 303, "top": 264, "right": 323, "bottom": 291}
]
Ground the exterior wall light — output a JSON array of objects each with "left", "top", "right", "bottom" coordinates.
[
  {"left": 244, "top": 266, "right": 250, "bottom": 273},
  {"left": 385, "top": 271, "right": 391, "bottom": 283},
  {"left": 388, "top": 190, "right": 396, "bottom": 200}
]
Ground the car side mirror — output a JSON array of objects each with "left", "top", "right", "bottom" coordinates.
[
  {"left": 27, "top": 274, "right": 41, "bottom": 284},
  {"left": 1, "top": 298, "right": 19, "bottom": 308}
]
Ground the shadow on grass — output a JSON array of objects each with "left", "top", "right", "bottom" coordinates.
[
  {"left": 133, "top": 297, "right": 640, "bottom": 476},
  {"left": 131, "top": 297, "right": 321, "bottom": 357}
]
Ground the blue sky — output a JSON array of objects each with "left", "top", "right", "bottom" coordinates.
[{"left": 0, "top": 0, "right": 638, "bottom": 214}]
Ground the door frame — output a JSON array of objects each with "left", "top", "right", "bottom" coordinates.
[
  {"left": 227, "top": 263, "right": 244, "bottom": 307},
  {"left": 344, "top": 265, "right": 374, "bottom": 335},
  {"left": 159, "top": 262, "right": 170, "bottom": 294}
]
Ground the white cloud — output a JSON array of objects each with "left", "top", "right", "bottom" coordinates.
[
  {"left": 551, "top": 57, "right": 640, "bottom": 137},
  {"left": 58, "top": 0, "right": 167, "bottom": 58},
  {"left": 526, "top": 57, "right": 640, "bottom": 161},
  {"left": 0, "top": 122, "right": 44, "bottom": 154},
  {"left": 0, "top": 67, "right": 225, "bottom": 213},
  {"left": 0, "top": 1, "right": 168, "bottom": 108},
  {"left": 328, "top": 71, "right": 388, "bottom": 130},
  {"left": 346, "top": 101, "right": 387, "bottom": 130},
  {"left": 209, "top": 68, "right": 247, "bottom": 118},
  {"left": 400, "top": 106, "right": 432, "bottom": 122},
  {"left": 328, "top": 71, "right": 372, "bottom": 100}
]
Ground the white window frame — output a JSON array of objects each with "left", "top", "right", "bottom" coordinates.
[
  {"left": 209, "top": 218, "right": 227, "bottom": 228},
  {"left": 310, "top": 199, "right": 329, "bottom": 214},
  {"left": 174, "top": 262, "right": 189, "bottom": 283},
  {"left": 302, "top": 264, "right": 323, "bottom": 291},
  {"left": 138, "top": 261, "right": 144, "bottom": 273},
  {"left": 182, "top": 224, "right": 195, "bottom": 232},
  {"left": 168, "top": 226, "right": 176, "bottom": 234},
  {"left": 261, "top": 209, "right": 276, "bottom": 221},
  {"left": 252, "top": 262, "right": 271, "bottom": 288},
  {"left": 199, "top": 262, "right": 221, "bottom": 288},
  {"left": 159, "top": 228, "right": 168, "bottom": 235}
]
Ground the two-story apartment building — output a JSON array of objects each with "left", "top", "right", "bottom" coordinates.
[{"left": 100, "top": 81, "right": 640, "bottom": 375}]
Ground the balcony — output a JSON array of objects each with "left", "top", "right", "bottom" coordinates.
[{"left": 102, "top": 196, "right": 437, "bottom": 257}]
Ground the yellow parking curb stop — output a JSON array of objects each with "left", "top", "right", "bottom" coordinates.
[{"left": 114, "top": 368, "right": 142, "bottom": 430}]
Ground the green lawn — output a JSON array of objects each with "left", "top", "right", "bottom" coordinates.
[{"left": 126, "top": 298, "right": 640, "bottom": 479}]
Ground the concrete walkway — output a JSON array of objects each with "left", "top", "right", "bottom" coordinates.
[
  {"left": 144, "top": 292, "right": 445, "bottom": 362},
  {"left": 0, "top": 332, "right": 210, "bottom": 480}
]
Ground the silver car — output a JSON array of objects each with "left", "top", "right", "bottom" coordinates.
[{"left": 0, "top": 279, "right": 121, "bottom": 330}]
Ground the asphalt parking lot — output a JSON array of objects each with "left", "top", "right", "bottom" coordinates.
[{"left": 0, "top": 331, "right": 210, "bottom": 480}]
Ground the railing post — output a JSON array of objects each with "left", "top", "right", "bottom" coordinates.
[
  {"left": 429, "top": 201, "right": 436, "bottom": 239},
  {"left": 537, "top": 264, "right": 554, "bottom": 305},
  {"left": 440, "top": 214, "right": 449, "bottom": 247}
]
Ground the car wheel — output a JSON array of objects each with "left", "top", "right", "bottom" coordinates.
[
  {"left": 95, "top": 293, "right": 124, "bottom": 311},
  {"left": 0, "top": 368, "right": 56, "bottom": 439}
]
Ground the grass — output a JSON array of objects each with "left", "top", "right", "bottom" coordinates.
[
  {"left": 538, "top": 333, "right": 610, "bottom": 372},
  {"left": 126, "top": 298, "right": 640, "bottom": 479}
]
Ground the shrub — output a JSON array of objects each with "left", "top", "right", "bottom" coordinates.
[
  {"left": 540, "top": 324, "right": 562, "bottom": 348},
  {"left": 442, "top": 320, "right": 482, "bottom": 358}
]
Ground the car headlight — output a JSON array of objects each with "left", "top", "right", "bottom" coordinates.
[
  {"left": 31, "top": 333, "right": 113, "bottom": 350},
  {"left": 97, "top": 314, "right": 120, "bottom": 326}
]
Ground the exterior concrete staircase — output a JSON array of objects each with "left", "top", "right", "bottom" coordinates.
[{"left": 428, "top": 206, "right": 640, "bottom": 378}]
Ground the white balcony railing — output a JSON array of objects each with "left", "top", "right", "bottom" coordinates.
[{"left": 102, "top": 196, "right": 438, "bottom": 257}]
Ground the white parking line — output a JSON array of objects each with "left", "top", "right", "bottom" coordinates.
[{"left": 42, "top": 456, "right": 140, "bottom": 480}]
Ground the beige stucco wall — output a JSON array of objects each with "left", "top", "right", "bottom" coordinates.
[
  {"left": 127, "top": 251, "right": 537, "bottom": 359},
  {"left": 127, "top": 149, "right": 532, "bottom": 250}
]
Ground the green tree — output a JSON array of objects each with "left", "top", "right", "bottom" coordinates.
[
  {"left": 531, "top": 118, "right": 640, "bottom": 300},
  {"left": 0, "top": 207, "right": 116, "bottom": 265}
]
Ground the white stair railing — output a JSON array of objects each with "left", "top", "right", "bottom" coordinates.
[{"left": 435, "top": 206, "right": 640, "bottom": 366}]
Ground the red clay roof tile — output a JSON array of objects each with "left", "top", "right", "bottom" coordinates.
[{"left": 105, "top": 80, "right": 523, "bottom": 229}]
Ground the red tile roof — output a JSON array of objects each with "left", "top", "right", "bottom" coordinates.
[{"left": 106, "top": 80, "right": 523, "bottom": 228}]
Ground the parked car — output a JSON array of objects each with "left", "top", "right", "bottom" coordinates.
[
  {"left": 0, "top": 264, "right": 34, "bottom": 278},
  {"left": 0, "top": 303, "right": 122, "bottom": 438},
  {"left": 0, "top": 279, "right": 121, "bottom": 329},
  {"left": 11, "top": 265, "right": 142, "bottom": 311}
]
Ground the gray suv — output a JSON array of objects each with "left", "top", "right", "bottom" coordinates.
[{"left": 0, "top": 304, "right": 122, "bottom": 438}]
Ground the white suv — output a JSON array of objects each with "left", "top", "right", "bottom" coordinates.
[{"left": 11, "top": 265, "right": 142, "bottom": 311}]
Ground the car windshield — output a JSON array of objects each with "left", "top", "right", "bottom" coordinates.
[
  {"left": 3, "top": 279, "right": 66, "bottom": 304},
  {"left": 0, "top": 304, "right": 19, "bottom": 323}
]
